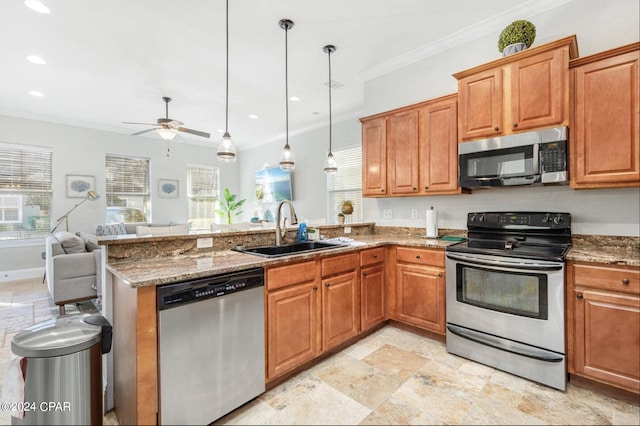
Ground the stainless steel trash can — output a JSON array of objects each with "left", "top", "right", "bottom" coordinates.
[{"left": 10, "top": 314, "right": 112, "bottom": 426}]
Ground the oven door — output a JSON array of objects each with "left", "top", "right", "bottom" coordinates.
[{"left": 445, "top": 251, "right": 565, "bottom": 353}]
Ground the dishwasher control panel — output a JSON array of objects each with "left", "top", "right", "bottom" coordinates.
[{"left": 157, "top": 267, "right": 264, "bottom": 310}]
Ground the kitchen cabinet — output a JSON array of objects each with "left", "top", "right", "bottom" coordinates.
[
  {"left": 455, "top": 35, "right": 578, "bottom": 142},
  {"left": 567, "top": 261, "right": 640, "bottom": 394},
  {"left": 394, "top": 247, "right": 446, "bottom": 334},
  {"left": 321, "top": 253, "right": 360, "bottom": 350},
  {"left": 570, "top": 43, "right": 640, "bottom": 189},
  {"left": 362, "top": 116, "right": 387, "bottom": 196},
  {"left": 360, "top": 247, "right": 386, "bottom": 331},
  {"left": 266, "top": 261, "right": 319, "bottom": 381},
  {"left": 360, "top": 94, "right": 462, "bottom": 197}
]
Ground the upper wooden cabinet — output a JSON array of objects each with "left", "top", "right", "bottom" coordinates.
[
  {"left": 455, "top": 35, "right": 578, "bottom": 142},
  {"left": 570, "top": 43, "right": 640, "bottom": 189},
  {"left": 360, "top": 94, "right": 461, "bottom": 197},
  {"left": 361, "top": 116, "right": 387, "bottom": 196}
]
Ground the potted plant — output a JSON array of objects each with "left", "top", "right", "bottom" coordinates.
[
  {"left": 340, "top": 200, "right": 354, "bottom": 215},
  {"left": 337, "top": 212, "right": 345, "bottom": 225},
  {"left": 214, "top": 188, "right": 247, "bottom": 224},
  {"left": 498, "top": 20, "right": 536, "bottom": 56}
]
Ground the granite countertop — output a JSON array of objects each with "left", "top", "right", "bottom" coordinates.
[
  {"left": 106, "top": 234, "right": 458, "bottom": 288},
  {"left": 106, "top": 231, "right": 640, "bottom": 288}
]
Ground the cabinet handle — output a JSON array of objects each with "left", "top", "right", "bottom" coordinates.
[
  {"left": 424, "top": 186, "right": 429, "bottom": 190},
  {"left": 313, "top": 286, "right": 318, "bottom": 291},
  {"left": 325, "top": 283, "right": 330, "bottom": 287},
  {"left": 416, "top": 255, "right": 421, "bottom": 259},
  {"left": 576, "top": 293, "right": 583, "bottom": 300},
  {"left": 513, "top": 122, "right": 518, "bottom": 128},
  {"left": 373, "top": 254, "right": 378, "bottom": 258},
  {"left": 412, "top": 187, "right": 417, "bottom": 190},
  {"left": 362, "top": 273, "right": 367, "bottom": 277},
  {"left": 380, "top": 189, "right": 384, "bottom": 192},
  {"left": 438, "top": 272, "right": 443, "bottom": 277},
  {"left": 494, "top": 126, "right": 499, "bottom": 131},
  {"left": 622, "top": 278, "right": 630, "bottom": 285}
]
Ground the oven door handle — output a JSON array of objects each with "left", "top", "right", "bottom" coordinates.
[
  {"left": 447, "top": 324, "right": 564, "bottom": 362},
  {"left": 445, "top": 252, "right": 563, "bottom": 271}
]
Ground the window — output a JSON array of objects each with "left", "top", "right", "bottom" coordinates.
[
  {"left": 105, "top": 154, "right": 150, "bottom": 224},
  {"left": 187, "top": 164, "right": 219, "bottom": 230},
  {"left": 0, "top": 143, "right": 52, "bottom": 240},
  {"left": 327, "top": 144, "right": 363, "bottom": 224}
]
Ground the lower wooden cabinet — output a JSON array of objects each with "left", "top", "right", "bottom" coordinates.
[
  {"left": 394, "top": 247, "right": 446, "bottom": 334},
  {"left": 322, "top": 270, "right": 359, "bottom": 350},
  {"left": 360, "top": 248, "right": 386, "bottom": 331},
  {"left": 567, "top": 261, "right": 640, "bottom": 393}
]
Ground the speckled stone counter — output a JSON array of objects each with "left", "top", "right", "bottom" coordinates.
[{"left": 567, "top": 235, "right": 640, "bottom": 267}]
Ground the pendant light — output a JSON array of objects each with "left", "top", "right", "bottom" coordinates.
[
  {"left": 217, "top": 0, "right": 237, "bottom": 162},
  {"left": 279, "top": 19, "right": 295, "bottom": 170},
  {"left": 323, "top": 45, "right": 338, "bottom": 174}
]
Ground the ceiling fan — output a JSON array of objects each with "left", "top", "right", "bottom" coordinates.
[{"left": 123, "top": 97, "right": 211, "bottom": 141}]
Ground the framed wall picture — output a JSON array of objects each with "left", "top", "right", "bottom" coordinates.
[
  {"left": 66, "top": 174, "right": 96, "bottom": 198},
  {"left": 159, "top": 179, "right": 179, "bottom": 198}
]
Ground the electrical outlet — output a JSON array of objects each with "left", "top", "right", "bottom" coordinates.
[
  {"left": 197, "top": 238, "right": 213, "bottom": 248},
  {"left": 382, "top": 209, "right": 392, "bottom": 219},
  {"left": 344, "top": 226, "right": 352, "bottom": 234},
  {"left": 411, "top": 209, "right": 418, "bottom": 219}
]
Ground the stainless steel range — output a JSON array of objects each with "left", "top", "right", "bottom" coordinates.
[{"left": 445, "top": 212, "right": 571, "bottom": 390}]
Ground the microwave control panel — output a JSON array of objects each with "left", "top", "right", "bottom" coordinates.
[{"left": 539, "top": 141, "right": 567, "bottom": 173}]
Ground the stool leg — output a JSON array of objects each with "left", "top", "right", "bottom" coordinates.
[{"left": 59, "top": 304, "right": 65, "bottom": 316}]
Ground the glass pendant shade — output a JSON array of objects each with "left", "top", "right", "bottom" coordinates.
[
  {"left": 217, "top": 131, "right": 236, "bottom": 162},
  {"left": 323, "top": 151, "right": 337, "bottom": 174},
  {"left": 157, "top": 128, "right": 178, "bottom": 141},
  {"left": 279, "top": 144, "right": 295, "bottom": 170}
]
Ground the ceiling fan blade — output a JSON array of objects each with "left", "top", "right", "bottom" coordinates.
[
  {"left": 178, "top": 127, "right": 210, "bottom": 138},
  {"left": 174, "top": 133, "right": 186, "bottom": 144},
  {"left": 131, "top": 128, "right": 158, "bottom": 136},
  {"left": 123, "top": 121, "right": 158, "bottom": 126}
]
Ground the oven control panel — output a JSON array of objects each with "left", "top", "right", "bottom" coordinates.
[{"left": 468, "top": 212, "right": 571, "bottom": 230}]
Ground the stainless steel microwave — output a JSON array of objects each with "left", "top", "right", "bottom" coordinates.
[{"left": 458, "top": 126, "right": 568, "bottom": 188}]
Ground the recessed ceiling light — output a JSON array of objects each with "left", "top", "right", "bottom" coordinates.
[
  {"left": 289, "top": 96, "right": 300, "bottom": 102},
  {"left": 26, "top": 55, "right": 46, "bottom": 65},
  {"left": 249, "top": 114, "right": 258, "bottom": 119},
  {"left": 312, "top": 111, "right": 320, "bottom": 115},
  {"left": 29, "top": 90, "right": 44, "bottom": 97},
  {"left": 24, "top": 0, "right": 50, "bottom": 14}
]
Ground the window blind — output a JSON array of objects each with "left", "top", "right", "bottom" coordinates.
[
  {"left": 0, "top": 143, "right": 52, "bottom": 193},
  {"left": 187, "top": 164, "right": 219, "bottom": 229},
  {"left": 105, "top": 154, "right": 150, "bottom": 195},
  {"left": 327, "top": 145, "right": 363, "bottom": 223}
]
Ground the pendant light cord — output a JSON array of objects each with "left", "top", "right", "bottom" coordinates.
[
  {"left": 328, "top": 48, "right": 332, "bottom": 154},
  {"left": 225, "top": 0, "right": 229, "bottom": 134},
  {"left": 284, "top": 25, "right": 289, "bottom": 148}
]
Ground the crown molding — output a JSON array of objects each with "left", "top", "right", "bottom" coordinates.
[{"left": 358, "top": 0, "right": 574, "bottom": 82}]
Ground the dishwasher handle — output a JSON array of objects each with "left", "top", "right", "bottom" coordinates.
[{"left": 158, "top": 267, "right": 264, "bottom": 310}]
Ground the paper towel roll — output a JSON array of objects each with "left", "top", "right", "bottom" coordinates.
[{"left": 426, "top": 206, "right": 438, "bottom": 238}]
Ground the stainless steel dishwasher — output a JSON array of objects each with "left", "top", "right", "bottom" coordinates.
[{"left": 157, "top": 267, "right": 265, "bottom": 425}]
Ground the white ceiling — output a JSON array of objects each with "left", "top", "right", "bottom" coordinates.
[{"left": 1, "top": 0, "right": 541, "bottom": 151}]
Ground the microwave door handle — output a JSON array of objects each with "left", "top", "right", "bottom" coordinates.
[
  {"left": 445, "top": 252, "right": 563, "bottom": 271},
  {"left": 533, "top": 143, "right": 539, "bottom": 174}
]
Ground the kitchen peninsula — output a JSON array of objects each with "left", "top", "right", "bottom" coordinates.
[{"left": 100, "top": 225, "right": 639, "bottom": 425}]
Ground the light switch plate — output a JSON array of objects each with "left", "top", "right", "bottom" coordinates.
[
  {"left": 344, "top": 226, "right": 351, "bottom": 234},
  {"left": 382, "top": 209, "right": 392, "bottom": 219},
  {"left": 197, "top": 237, "right": 213, "bottom": 248}
]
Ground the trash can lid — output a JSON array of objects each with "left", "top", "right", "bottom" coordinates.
[{"left": 11, "top": 313, "right": 103, "bottom": 358}]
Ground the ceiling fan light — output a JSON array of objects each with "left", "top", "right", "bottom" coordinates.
[
  {"left": 279, "top": 145, "right": 295, "bottom": 170},
  {"left": 156, "top": 128, "right": 178, "bottom": 141},
  {"left": 217, "top": 132, "right": 237, "bottom": 163},
  {"left": 324, "top": 152, "right": 338, "bottom": 174}
]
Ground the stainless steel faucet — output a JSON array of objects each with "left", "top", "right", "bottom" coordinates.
[{"left": 275, "top": 200, "right": 298, "bottom": 246}]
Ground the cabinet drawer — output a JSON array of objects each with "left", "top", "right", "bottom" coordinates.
[
  {"left": 573, "top": 263, "right": 640, "bottom": 294},
  {"left": 267, "top": 261, "right": 316, "bottom": 291},
  {"left": 322, "top": 253, "right": 358, "bottom": 277},
  {"left": 360, "top": 247, "right": 385, "bottom": 267},
  {"left": 396, "top": 247, "right": 444, "bottom": 267}
]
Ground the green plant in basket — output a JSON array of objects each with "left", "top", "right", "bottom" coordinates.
[
  {"left": 214, "top": 188, "right": 247, "bottom": 224},
  {"left": 498, "top": 20, "right": 536, "bottom": 53}
]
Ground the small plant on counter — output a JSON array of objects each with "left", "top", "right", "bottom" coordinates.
[{"left": 214, "top": 188, "right": 247, "bottom": 224}]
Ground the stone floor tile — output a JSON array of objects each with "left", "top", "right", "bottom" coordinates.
[{"left": 362, "top": 343, "right": 429, "bottom": 381}]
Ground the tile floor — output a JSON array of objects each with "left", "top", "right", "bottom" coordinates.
[{"left": 1, "top": 277, "right": 639, "bottom": 425}]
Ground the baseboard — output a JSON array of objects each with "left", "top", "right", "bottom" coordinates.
[{"left": 0, "top": 267, "right": 45, "bottom": 283}]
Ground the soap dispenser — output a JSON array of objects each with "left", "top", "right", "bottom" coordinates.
[{"left": 298, "top": 223, "right": 308, "bottom": 242}]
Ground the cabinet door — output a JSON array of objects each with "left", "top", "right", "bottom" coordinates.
[
  {"left": 322, "top": 270, "right": 359, "bottom": 350},
  {"left": 361, "top": 264, "right": 385, "bottom": 331},
  {"left": 572, "top": 49, "right": 640, "bottom": 188},
  {"left": 395, "top": 263, "right": 445, "bottom": 334},
  {"left": 267, "top": 282, "right": 320, "bottom": 380},
  {"left": 362, "top": 117, "right": 387, "bottom": 196},
  {"left": 458, "top": 67, "right": 503, "bottom": 141},
  {"left": 574, "top": 288, "right": 640, "bottom": 393},
  {"left": 510, "top": 48, "right": 566, "bottom": 131},
  {"left": 419, "top": 96, "right": 459, "bottom": 193},
  {"left": 388, "top": 109, "right": 420, "bottom": 194}
]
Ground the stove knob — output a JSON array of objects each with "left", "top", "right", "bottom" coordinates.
[
  {"left": 479, "top": 215, "right": 487, "bottom": 223},
  {"left": 542, "top": 214, "right": 551, "bottom": 223},
  {"left": 553, "top": 216, "right": 564, "bottom": 224},
  {"left": 470, "top": 215, "right": 477, "bottom": 223}
]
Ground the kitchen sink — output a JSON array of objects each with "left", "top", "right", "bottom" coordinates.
[{"left": 235, "top": 241, "right": 346, "bottom": 258}]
